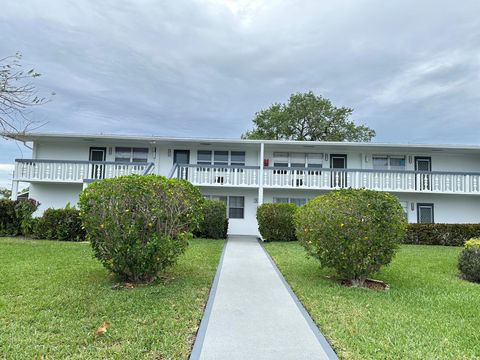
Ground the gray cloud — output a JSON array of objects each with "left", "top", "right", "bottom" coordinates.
[{"left": 1, "top": 0, "right": 480, "bottom": 188}]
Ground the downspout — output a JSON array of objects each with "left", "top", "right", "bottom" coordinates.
[{"left": 258, "top": 142, "right": 264, "bottom": 205}]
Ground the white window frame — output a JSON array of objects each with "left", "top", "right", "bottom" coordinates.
[
  {"left": 197, "top": 150, "right": 246, "bottom": 166},
  {"left": 372, "top": 155, "right": 406, "bottom": 170},
  {"left": 115, "top": 147, "right": 148, "bottom": 163}
]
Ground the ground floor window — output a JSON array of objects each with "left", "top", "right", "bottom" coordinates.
[
  {"left": 273, "top": 197, "right": 308, "bottom": 206},
  {"left": 229, "top": 196, "right": 245, "bottom": 219},
  {"left": 417, "top": 203, "right": 434, "bottom": 224},
  {"left": 203, "top": 195, "right": 244, "bottom": 219}
]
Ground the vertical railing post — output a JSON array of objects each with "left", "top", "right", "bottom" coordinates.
[{"left": 258, "top": 143, "right": 264, "bottom": 205}]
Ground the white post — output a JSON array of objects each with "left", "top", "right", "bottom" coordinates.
[
  {"left": 258, "top": 142, "right": 264, "bottom": 205},
  {"left": 11, "top": 180, "right": 19, "bottom": 200}
]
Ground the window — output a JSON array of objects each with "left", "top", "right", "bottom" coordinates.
[
  {"left": 214, "top": 151, "right": 229, "bottom": 166},
  {"left": 273, "top": 197, "right": 308, "bottom": 206},
  {"left": 273, "top": 152, "right": 289, "bottom": 167},
  {"left": 115, "top": 147, "right": 148, "bottom": 162},
  {"left": 231, "top": 151, "right": 246, "bottom": 166},
  {"left": 197, "top": 150, "right": 246, "bottom": 166},
  {"left": 417, "top": 203, "right": 434, "bottom": 224},
  {"left": 197, "top": 150, "right": 212, "bottom": 165},
  {"left": 372, "top": 155, "right": 406, "bottom": 170},
  {"left": 228, "top": 196, "right": 245, "bottom": 219},
  {"left": 290, "top": 153, "right": 306, "bottom": 168},
  {"left": 204, "top": 195, "right": 228, "bottom": 203}
]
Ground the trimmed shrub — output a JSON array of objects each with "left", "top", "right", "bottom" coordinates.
[
  {"left": 294, "top": 188, "right": 407, "bottom": 286},
  {"left": 0, "top": 198, "right": 39, "bottom": 236},
  {"left": 33, "top": 206, "right": 85, "bottom": 241},
  {"left": 195, "top": 200, "right": 228, "bottom": 239},
  {"left": 405, "top": 224, "right": 480, "bottom": 246},
  {"left": 257, "top": 203, "right": 297, "bottom": 241},
  {"left": 78, "top": 174, "right": 204, "bottom": 283},
  {"left": 458, "top": 239, "right": 480, "bottom": 283}
]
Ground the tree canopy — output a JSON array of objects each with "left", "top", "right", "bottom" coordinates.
[{"left": 242, "top": 91, "right": 375, "bottom": 142}]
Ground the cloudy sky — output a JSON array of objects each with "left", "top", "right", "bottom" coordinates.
[{"left": 1, "top": 0, "right": 480, "bottom": 188}]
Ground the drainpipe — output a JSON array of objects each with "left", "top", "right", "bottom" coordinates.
[{"left": 258, "top": 142, "right": 264, "bottom": 205}]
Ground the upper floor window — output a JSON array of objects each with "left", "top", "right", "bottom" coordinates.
[
  {"left": 197, "top": 150, "right": 245, "bottom": 166},
  {"left": 115, "top": 147, "right": 148, "bottom": 163},
  {"left": 273, "top": 152, "right": 323, "bottom": 169},
  {"left": 372, "top": 155, "right": 405, "bottom": 170}
]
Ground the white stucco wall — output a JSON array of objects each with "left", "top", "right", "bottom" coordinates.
[{"left": 30, "top": 183, "right": 83, "bottom": 216}]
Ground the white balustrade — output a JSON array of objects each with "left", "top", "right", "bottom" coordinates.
[
  {"left": 176, "top": 165, "right": 260, "bottom": 187},
  {"left": 14, "top": 160, "right": 152, "bottom": 183}
]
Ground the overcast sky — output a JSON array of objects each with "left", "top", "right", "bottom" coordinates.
[{"left": 1, "top": 0, "right": 480, "bottom": 188}]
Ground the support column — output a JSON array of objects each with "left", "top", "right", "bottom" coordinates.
[
  {"left": 258, "top": 142, "right": 264, "bottom": 205},
  {"left": 11, "top": 180, "right": 19, "bottom": 200}
]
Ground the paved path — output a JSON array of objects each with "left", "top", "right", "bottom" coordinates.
[{"left": 190, "top": 235, "right": 337, "bottom": 360}]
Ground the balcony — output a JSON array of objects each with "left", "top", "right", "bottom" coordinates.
[
  {"left": 173, "top": 164, "right": 260, "bottom": 187},
  {"left": 14, "top": 159, "right": 154, "bottom": 183},
  {"left": 174, "top": 164, "right": 480, "bottom": 195}
]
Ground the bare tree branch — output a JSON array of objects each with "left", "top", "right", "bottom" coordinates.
[{"left": 0, "top": 52, "right": 53, "bottom": 137}]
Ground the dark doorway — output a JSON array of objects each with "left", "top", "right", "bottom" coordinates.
[
  {"left": 330, "top": 154, "right": 347, "bottom": 188},
  {"left": 174, "top": 150, "right": 190, "bottom": 179},
  {"left": 415, "top": 156, "right": 432, "bottom": 190},
  {"left": 89, "top": 147, "right": 106, "bottom": 179}
]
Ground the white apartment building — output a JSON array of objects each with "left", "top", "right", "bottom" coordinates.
[{"left": 9, "top": 133, "right": 480, "bottom": 235}]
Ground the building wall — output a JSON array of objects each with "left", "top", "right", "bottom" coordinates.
[{"left": 30, "top": 183, "right": 83, "bottom": 216}]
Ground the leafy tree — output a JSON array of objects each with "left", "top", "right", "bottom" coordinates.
[
  {"left": 0, "top": 52, "right": 52, "bottom": 135},
  {"left": 242, "top": 91, "right": 375, "bottom": 142}
]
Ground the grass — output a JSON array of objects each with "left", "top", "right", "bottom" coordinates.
[
  {"left": 265, "top": 242, "right": 480, "bottom": 360},
  {"left": 0, "top": 237, "right": 224, "bottom": 359}
]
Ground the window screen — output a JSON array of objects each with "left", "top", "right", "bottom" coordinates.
[
  {"left": 372, "top": 156, "right": 388, "bottom": 169},
  {"left": 418, "top": 204, "right": 434, "bottom": 224},
  {"left": 231, "top": 151, "right": 246, "bottom": 166},
  {"left": 290, "top": 153, "right": 306, "bottom": 168},
  {"left": 228, "top": 196, "right": 244, "bottom": 219},
  {"left": 197, "top": 150, "right": 212, "bottom": 165},
  {"left": 273, "top": 197, "right": 289, "bottom": 203},
  {"left": 214, "top": 151, "right": 229, "bottom": 165},
  {"left": 132, "top": 148, "right": 148, "bottom": 162},
  {"left": 273, "top": 152, "right": 289, "bottom": 167},
  {"left": 290, "top": 198, "right": 307, "bottom": 207},
  {"left": 115, "top": 147, "right": 148, "bottom": 162}
]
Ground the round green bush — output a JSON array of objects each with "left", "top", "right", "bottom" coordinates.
[
  {"left": 294, "top": 188, "right": 407, "bottom": 286},
  {"left": 0, "top": 198, "right": 39, "bottom": 236},
  {"left": 458, "top": 239, "right": 480, "bottom": 283},
  {"left": 257, "top": 202, "right": 297, "bottom": 241},
  {"left": 195, "top": 200, "right": 228, "bottom": 239},
  {"left": 78, "top": 174, "right": 204, "bottom": 283}
]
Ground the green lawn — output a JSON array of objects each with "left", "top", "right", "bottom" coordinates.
[
  {"left": 265, "top": 242, "right": 480, "bottom": 360},
  {"left": 0, "top": 237, "right": 224, "bottom": 359}
]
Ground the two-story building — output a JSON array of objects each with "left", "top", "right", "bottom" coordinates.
[{"left": 9, "top": 133, "right": 480, "bottom": 235}]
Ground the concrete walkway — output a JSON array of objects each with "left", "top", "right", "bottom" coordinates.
[{"left": 190, "top": 235, "right": 337, "bottom": 360}]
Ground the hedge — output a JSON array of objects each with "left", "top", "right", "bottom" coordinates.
[
  {"left": 0, "top": 198, "right": 39, "bottom": 236},
  {"left": 405, "top": 224, "right": 480, "bottom": 246},
  {"left": 33, "top": 206, "right": 85, "bottom": 241},
  {"left": 257, "top": 202, "right": 297, "bottom": 241},
  {"left": 458, "top": 239, "right": 480, "bottom": 282},
  {"left": 195, "top": 200, "right": 228, "bottom": 239}
]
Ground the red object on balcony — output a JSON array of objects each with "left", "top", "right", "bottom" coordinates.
[{"left": 263, "top": 159, "right": 269, "bottom": 167}]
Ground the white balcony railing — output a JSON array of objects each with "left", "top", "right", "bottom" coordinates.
[
  {"left": 262, "top": 167, "right": 480, "bottom": 194},
  {"left": 14, "top": 159, "right": 154, "bottom": 183},
  {"left": 173, "top": 164, "right": 480, "bottom": 195},
  {"left": 175, "top": 164, "right": 260, "bottom": 187}
]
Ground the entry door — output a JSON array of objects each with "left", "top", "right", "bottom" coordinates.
[
  {"left": 173, "top": 150, "right": 190, "bottom": 179},
  {"left": 415, "top": 157, "right": 431, "bottom": 191},
  {"left": 330, "top": 154, "right": 347, "bottom": 188},
  {"left": 89, "top": 147, "right": 106, "bottom": 179}
]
